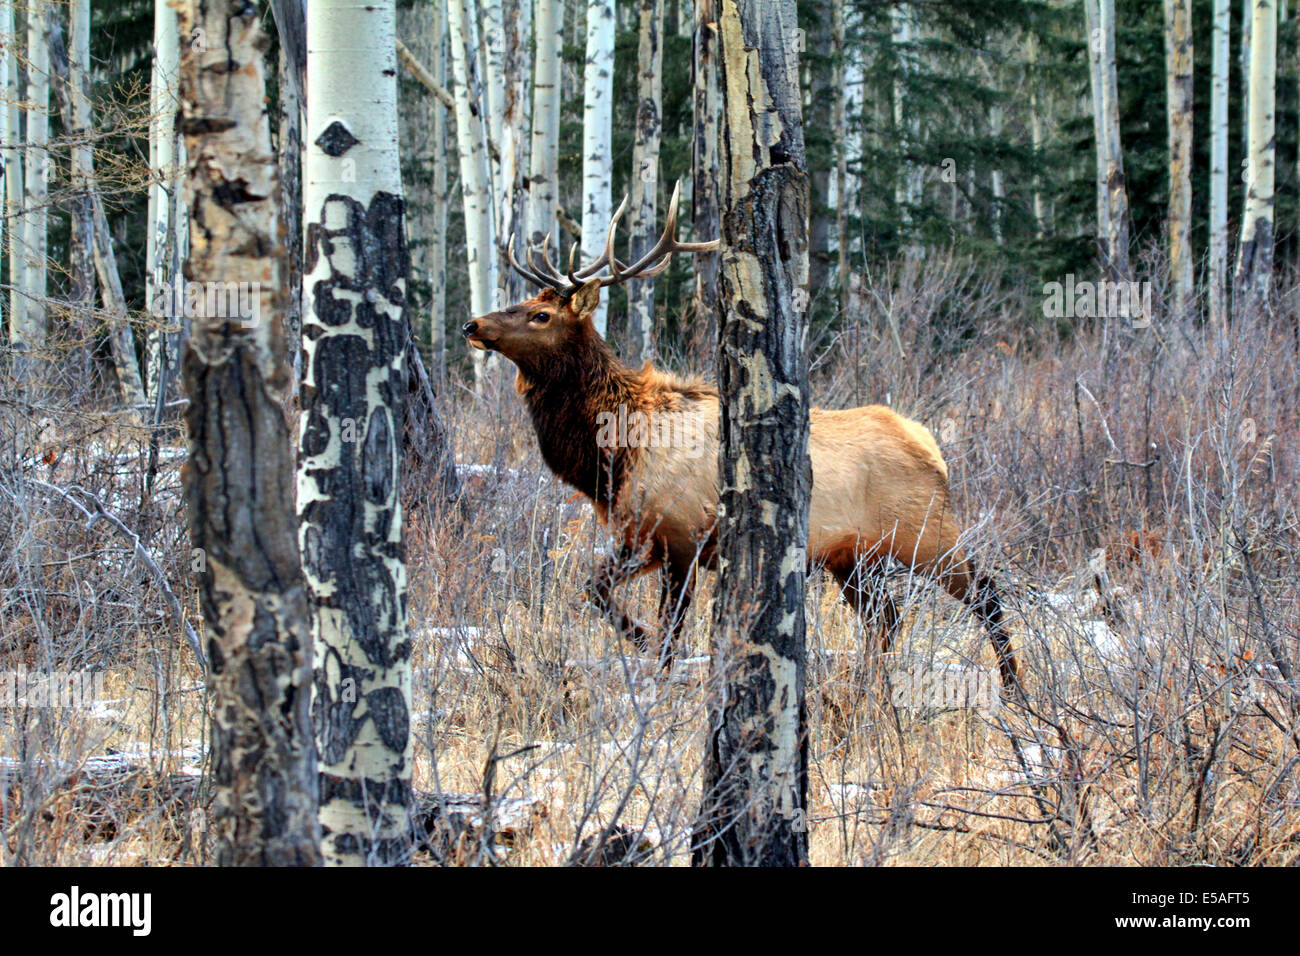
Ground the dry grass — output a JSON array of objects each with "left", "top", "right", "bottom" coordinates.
[{"left": 2, "top": 251, "right": 1298, "bottom": 865}]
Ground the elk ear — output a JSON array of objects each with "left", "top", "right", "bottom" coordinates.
[{"left": 571, "top": 279, "right": 602, "bottom": 321}]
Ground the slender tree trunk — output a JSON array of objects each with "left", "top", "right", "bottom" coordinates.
[
  {"left": 449, "top": 0, "right": 496, "bottom": 391},
  {"left": 580, "top": 0, "right": 614, "bottom": 336},
  {"left": 627, "top": 0, "right": 663, "bottom": 362},
  {"left": 67, "top": 0, "right": 93, "bottom": 317},
  {"left": 1099, "top": 0, "right": 1131, "bottom": 280},
  {"left": 177, "top": 0, "right": 319, "bottom": 867},
  {"left": 19, "top": 0, "right": 47, "bottom": 360},
  {"left": 1235, "top": 0, "right": 1276, "bottom": 311},
  {"left": 691, "top": 0, "right": 720, "bottom": 330},
  {"left": 807, "top": 0, "right": 832, "bottom": 306},
  {"left": 693, "top": 0, "right": 810, "bottom": 868},
  {"left": 501, "top": 0, "right": 532, "bottom": 308},
  {"left": 891, "top": 3, "right": 922, "bottom": 254},
  {"left": 1083, "top": 0, "right": 1110, "bottom": 248},
  {"left": 147, "top": 0, "right": 182, "bottom": 406},
  {"left": 1165, "top": 0, "right": 1194, "bottom": 322},
  {"left": 1241, "top": 0, "right": 1252, "bottom": 159},
  {"left": 480, "top": 0, "right": 506, "bottom": 171},
  {"left": 4, "top": 1, "right": 22, "bottom": 340},
  {"left": 1028, "top": 34, "right": 1047, "bottom": 241},
  {"left": 430, "top": 5, "right": 449, "bottom": 382},
  {"left": 303, "top": 0, "right": 413, "bottom": 867},
  {"left": 832, "top": 0, "right": 850, "bottom": 313},
  {"left": 1209, "top": 0, "right": 1230, "bottom": 327},
  {"left": 48, "top": 15, "right": 148, "bottom": 414},
  {"left": 273, "top": 1, "right": 304, "bottom": 407},
  {"left": 527, "top": 0, "right": 563, "bottom": 246}
]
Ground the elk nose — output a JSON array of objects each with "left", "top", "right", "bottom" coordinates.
[{"left": 462, "top": 320, "right": 478, "bottom": 337}]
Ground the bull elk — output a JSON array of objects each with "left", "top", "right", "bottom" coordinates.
[{"left": 463, "top": 183, "right": 1019, "bottom": 688}]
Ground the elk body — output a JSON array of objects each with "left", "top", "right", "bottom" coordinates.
[{"left": 463, "top": 187, "right": 1019, "bottom": 687}]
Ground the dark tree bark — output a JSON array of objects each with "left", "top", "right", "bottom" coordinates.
[
  {"left": 691, "top": 0, "right": 721, "bottom": 336},
  {"left": 177, "top": 0, "right": 320, "bottom": 866},
  {"left": 693, "top": 0, "right": 812, "bottom": 868}
]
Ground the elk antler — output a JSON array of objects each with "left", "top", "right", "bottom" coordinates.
[{"left": 504, "top": 180, "right": 719, "bottom": 298}]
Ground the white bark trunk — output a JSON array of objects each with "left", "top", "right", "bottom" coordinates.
[
  {"left": 2, "top": 0, "right": 20, "bottom": 334},
  {"left": 1099, "top": 0, "right": 1131, "bottom": 280},
  {"left": 891, "top": 3, "right": 921, "bottom": 253},
  {"left": 1209, "top": 0, "right": 1229, "bottom": 327},
  {"left": 449, "top": 0, "right": 496, "bottom": 390},
  {"left": 527, "top": 0, "right": 563, "bottom": 246},
  {"left": 1235, "top": 0, "right": 1276, "bottom": 309},
  {"left": 1164, "top": 0, "right": 1194, "bottom": 322},
  {"left": 627, "top": 0, "right": 663, "bottom": 362},
  {"left": 1083, "top": 0, "right": 1109, "bottom": 245},
  {"left": 302, "top": 0, "right": 413, "bottom": 867},
  {"left": 147, "top": 0, "right": 183, "bottom": 405},
  {"left": 19, "top": 0, "right": 48, "bottom": 355},
  {"left": 580, "top": 0, "right": 615, "bottom": 336},
  {"left": 430, "top": 6, "right": 449, "bottom": 381}
]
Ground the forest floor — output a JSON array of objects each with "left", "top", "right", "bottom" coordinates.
[{"left": 3, "top": 257, "right": 1298, "bottom": 865}]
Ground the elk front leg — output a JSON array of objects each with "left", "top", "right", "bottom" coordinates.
[
  {"left": 656, "top": 559, "right": 694, "bottom": 669},
  {"left": 585, "top": 546, "right": 658, "bottom": 653}
]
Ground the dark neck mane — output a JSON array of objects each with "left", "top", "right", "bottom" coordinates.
[{"left": 516, "top": 327, "right": 638, "bottom": 503}]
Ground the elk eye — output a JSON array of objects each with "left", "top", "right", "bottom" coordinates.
[{"left": 531, "top": 311, "right": 551, "bottom": 325}]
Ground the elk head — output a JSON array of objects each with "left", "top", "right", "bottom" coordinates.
[{"left": 461, "top": 181, "right": 718, "bottom": 373}]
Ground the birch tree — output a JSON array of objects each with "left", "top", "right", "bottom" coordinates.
[
  {"left": 1083, "top": 0, "right": 1109, "bottom": 246},
  {"left": 580, "top": 0, "right": 614, "bottom": 336},
  {"left": 691, "top": 0, "right": 720, "bottom": 326},
  {"left": 1098, "top": 0, "right": 1131, "bottom": 280},
  {"left": 1235, "top": 0, "right": 1276, "bottom": 311},
  {"left": 66, "top": 0, "right": 92, "bottom": 313},
  {"left": 48, "top": 14, "right": 147, "bottom": 413},
  {"left": 4, "top": 0, "right": 23, "bottom": 336},
  {"left": 177, "top": 0, "right": 319, "bottom": 866},
  {"left": 1164, "top": 0, "right": 1193, "bottom": 322},
  {"left": 694, "top": 0, "right": 811, "bottom": 868},
  {"left": 17, "top": 0, "right": 47, "bottom": 362},
  {"left": 448, "top": 0, "right": 495, "bottom": 390},
  {"left": 1209, "top": 0, "right": 1229, "bottom": 327},
  {"left": 303, "top": 0, "right": 413, "bottom": 866},
  {"left": 527, "top": 0, "right": 563, "bottom": 246},
  {"left": 147, "top": 0, "right": 184, "bottom": 406},
  {"left": 627, "top": 0, "right": 663, "bottom": 362}
]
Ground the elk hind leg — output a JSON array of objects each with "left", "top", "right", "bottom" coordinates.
[{"left": 831, "top": 560, "right": 901, "bottom": 655}]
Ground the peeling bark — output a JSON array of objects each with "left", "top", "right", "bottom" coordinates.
[
  {"left": 693, "top": 0, "right": 810, "bottom": 868},
  {"left": 1164, "top": 0, "right": 1193, "bottom": 322},
  {"left": 627, "top": 0, "right": 663, "bottom": 362},
  {"left": 177, "top": 0, "right": 319, "bottom": 867},
  {"left": 303, "top": 0, "right": 413, "bottom": 866}
]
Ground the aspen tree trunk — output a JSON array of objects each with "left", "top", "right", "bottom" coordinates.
[
  {"left": 271, "top": 0, "right": 305, "bottom": 402},
  {"left": 627, "top": 0, "right": 663, "bottom": 362},
  {"left": 449, "top": 0, "right": 495, "bottom": 391},
  {"left": 890, "top": 3, "right": 922, "bottom": 252},
  {"left": 480, "top": 0, "right": 506, "bottom": 177},
  {"left": 691, "top": 0, "right": 720, "bottom": 328},
  {"left": 1099, "top": 0, "right": 1131, "bottom": 280},
  {"left": 1235, "top": 0, "right": 1276, "bottom": 310},
  {"left": 1209, "top": 0, "right": 1230, "bottom": 327},
  {"left": 48, "top": 16, "right": 148, "bottom": 414},
  {"left": 1028, "top": 34, "right": 1047, "bottom": 241},
  {"left": 832, "top": 0, "right": 850, "bottom": 313},
  {"left": 1083, "top": 0, "right": 1110, "bottom": 246},
  {"left": 807, "top": 0, "right": 832, "bottom": 303},
  {"left": 694, "top": 0, "right": 811, "bottom": 868},
  {"left": 303, "top": 0, "right": 413, "bottom": 867},
  {"left": 177, "top": 0, "right": 319, "bottom": 867},
  {"left": 430, "top": 5, "right": 449, "bottom": 382},
  {"left": 527, "top": 0, "right": 563, "bottom": 246},
  {"left": 580, "top": 0, "right": 614, "bottom": 336},
  {"left": 1164, "top": 0, "right": 1194, "bottom": 323},
  {"left": 147, "top": 0, "right": 182, "bottom": 406},
  {"left": 66, "top": 0, "right": 93, "bottom": 315},
  {"left": 18, "top": 0, "right": 47, "bottom": 360},
  {"left": 1241, "top": 0, "right": 1252, "bottom": 159},
  {"left": 501, "top": 0, "right": 532, "bottom": 307},
  {"left": 4, "top": 0, "right": 23, "bottom": 336}
]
